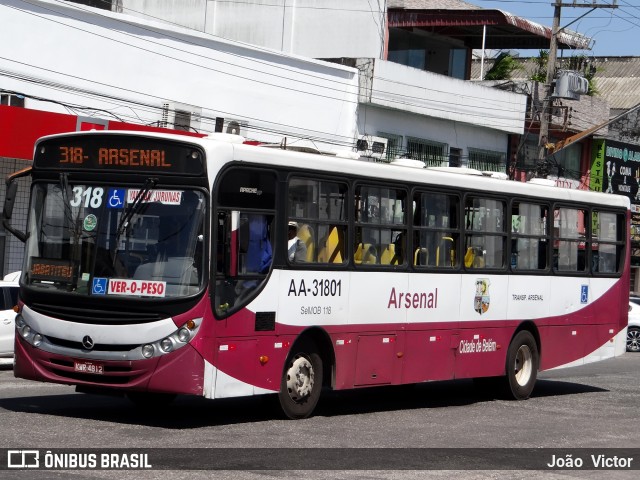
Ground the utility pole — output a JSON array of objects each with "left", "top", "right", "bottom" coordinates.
[{"left": 537, "top": 1, "right": 619, "bottom": 176}]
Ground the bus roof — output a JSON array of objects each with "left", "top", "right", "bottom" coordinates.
[
  {"left": 35, "top": 130, "right": 630, "bottom": 210},
  {"left": 230, "top": 141, "right": 630, "bottom": 210}
]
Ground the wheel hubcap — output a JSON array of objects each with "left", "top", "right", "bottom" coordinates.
[
  {"left": 514, "top": 345, "right": 533, "bottom": 386},
  {"left": 286, "top": 355, "right": 314, "bottom": 402},
  {"left": 628, "top": 329, "right": 640, "bottom": 352}
]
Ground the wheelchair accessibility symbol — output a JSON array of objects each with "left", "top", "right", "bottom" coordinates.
[
  {"left": 580, "top": 285, "right": 589, "bottom": 304},
  {"left": 92, "top": 277, "right": 108, "bottom": 295},
  {"left": 107, "top": 188, "right": 126, "bottom": 208}
]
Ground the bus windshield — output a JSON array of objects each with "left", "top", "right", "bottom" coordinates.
[{"left": 24, "top": 181, "right": 206, "bottom": 298}]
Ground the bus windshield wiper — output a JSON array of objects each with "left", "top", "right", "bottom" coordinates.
[
  {"left": 59, "top": 172, "right": 72, "bottom": 223},
  {"left": 59, "top": 172, "right": 81, "bottom": 243},
  {"left": 112, "top": 177, "right": 157, "bottom": 262}
]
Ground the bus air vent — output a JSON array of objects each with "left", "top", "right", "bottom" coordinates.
[{"left": 255, "top": 312, "right": 276, "bottom": 331}]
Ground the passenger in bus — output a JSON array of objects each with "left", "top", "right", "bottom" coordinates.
[
  {"left": 245, "top": 214, "right": 273, "bottom": 274},
  {"left": 287, "top": 221, "right": 307, "bottom": 262},
  {"left": 234, "top": 214, "right": 273, "bottom": 305}
]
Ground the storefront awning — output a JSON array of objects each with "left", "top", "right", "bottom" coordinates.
[{"left": 387, "top": 9, "right": 591, "bottom": 50}]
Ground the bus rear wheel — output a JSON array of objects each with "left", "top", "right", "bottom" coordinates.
[
  {"left": 278, "top": 342, "right": 323, "bottom": 419},
  {"left": 505, "top": 330, "right": 539, "bottom": 400}
]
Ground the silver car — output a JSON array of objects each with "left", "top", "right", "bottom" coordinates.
[{"left": 0, "top": 274, "right": 19, "bottom": 366}]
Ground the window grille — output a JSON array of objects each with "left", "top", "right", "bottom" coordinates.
[
  {"left": 406, "top": 138, "right": 448, "bottom": 167},
  {"left": 468, "top": 148, "right": 506, "bottom": 172},
  {"left": 377, "top": 132, "right": 403, "bottom": 162}
]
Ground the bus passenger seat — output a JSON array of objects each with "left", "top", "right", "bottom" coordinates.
[
  {"left": 354, "top": 243, "right": 377, "bottom": 264},
  {"left": 437, "top": 236, "right": 455, "bottom": 267},
  {"left": 297, "top": 224, "right": 315, "bottom": 262},
  {"left": 380, "top": 244, "right": 400, "bottom": 265},
  {"left": 318, "top": 226, "right": 344, "bottom": 263},
  {"left": 413, "top": 247, "right": 428, "bottom": 266},
  {"left": 464, "top": 247, "right": 475, "bottom": 268},
  {"left": 465, "top": 246, "right": 485, "bottom": 268}
]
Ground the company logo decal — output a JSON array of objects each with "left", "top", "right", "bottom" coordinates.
[
  {"left": 474, "top": 279, "right": 490, "bottom": 315},
  {"left": 82, "top": 335, "right": 95, "bottom": 350}
]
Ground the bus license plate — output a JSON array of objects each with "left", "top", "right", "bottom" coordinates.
[{"left": 73, "top": 360, "right": 104, "bottom": 375}]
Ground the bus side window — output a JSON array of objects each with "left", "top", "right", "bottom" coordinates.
[
  {"left": 511, "top": 202, "right": 549, "bottom": 272},
  {"left": 464, "top": 196, "right": 506, "bottom": 270},
  {"left": 413, "top": 191, "right": 459, "bottom": 269},
  {"left": 214, "top": 210, "right": 274, "bottom": 314}
]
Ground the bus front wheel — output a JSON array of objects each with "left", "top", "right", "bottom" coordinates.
[
  {"left": 505, "top": 330, "right": 539, "bottom": 400},
  {"left": 278, "top": 341, "right": 323, "bottom": 419}
]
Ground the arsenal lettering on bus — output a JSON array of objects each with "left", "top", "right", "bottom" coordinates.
[
  {"left": 387, "top": 287, "right": 438, "bottom": 309},
  {"left": 98, "top": 148, "right": 172, "bottom": 167}
]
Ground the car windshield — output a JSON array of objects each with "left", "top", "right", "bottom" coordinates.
[{"left": 24, "top": 182, "right": 206, "bottom": 298}]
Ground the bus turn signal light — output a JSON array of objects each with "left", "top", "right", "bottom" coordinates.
[{"left": 259, "top": 355, "right": 269, "bottom": 365}]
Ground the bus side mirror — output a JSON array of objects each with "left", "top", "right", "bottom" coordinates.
[
  {"left": 3, "top": 172, "right": 29, "bottom": 243},
  {"left": 3, "top": 180, "right": 17, "bottom": 219}
]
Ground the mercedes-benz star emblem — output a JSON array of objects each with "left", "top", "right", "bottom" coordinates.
[{"left": 82, "top": 335, "right": 94, "bottom": 350}]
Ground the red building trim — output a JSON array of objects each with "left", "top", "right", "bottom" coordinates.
[{"left": 0, "top": 106, "right": 203, "bottom": 161}]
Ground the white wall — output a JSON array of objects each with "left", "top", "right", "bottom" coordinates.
[
  {"left": 358, "top": 105, "right": 509, "bottom": 162},
  {"left": 368, "top": 61, "right": 527, "bottom": 135},
  {"left": 0, "top": 0, "right": 359, "bottom": 149},
  {"left": 121, "top": 0, "right": 386, "bottom": 58}
]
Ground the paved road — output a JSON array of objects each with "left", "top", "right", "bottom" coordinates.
[{"left": 0, "top": 353, "right": 638, "bottom": 479}]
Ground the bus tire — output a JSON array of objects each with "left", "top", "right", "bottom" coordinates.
[
  {"left": 505, "top": 330, "right": 539, "bottom": 400},
  {"left": 278, "top": 341, "right": 323, "bottom": 419}
]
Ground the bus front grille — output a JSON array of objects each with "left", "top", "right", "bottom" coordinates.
[{"left": 31, "top": 303, "right": 163, "bottom": 325}]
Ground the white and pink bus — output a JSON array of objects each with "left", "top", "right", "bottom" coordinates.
[{"left": 3, "top": 130, "right": 630, "bottom": 419}]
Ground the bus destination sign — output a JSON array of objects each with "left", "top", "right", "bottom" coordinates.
[
  {"left": 30, "top": 258, "right": 75, "bottom": 283},
  {"left": 34, "top": 134, "right": 205, "bottom": 175}
]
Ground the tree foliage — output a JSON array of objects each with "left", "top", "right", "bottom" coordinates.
[
  {"left": 529, "top": 50, "right": 549, "bottom": 83},
  {"left": 484, "top": 52, "right": 523, "bottom": 80}
]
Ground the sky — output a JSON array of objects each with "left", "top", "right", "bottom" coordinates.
[{"left": 472, "top": 0, "right": 640, "bottom": 57}]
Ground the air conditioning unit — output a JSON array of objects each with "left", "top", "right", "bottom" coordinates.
[
  {"left": 356, "top": 135, "right": 388, "bottom": 160},
  {"left": 160, "top": 102, "right": 202, "bottom": 132}
]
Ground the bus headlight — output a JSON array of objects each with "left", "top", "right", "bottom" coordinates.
[
  {"left": 160, "top": 338, "right": 173, "bottom": 352},
  {"left": 177, "top": 328, "right": 190, "bottom": 342},
  {"left": 135, "top": 318, "right": 201, "bottom": 359},
  {"left": 141, "top": 344, "right": 154, "bottom": 358},
  {"left": 33, "top": 334, "right": 43, "bottom": 346},
  {"left": 21, "top": 325, "right": 31, "bottom": 338},
  {"left": 15, "top": 315, "right": 25, "bottom": 329}
]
